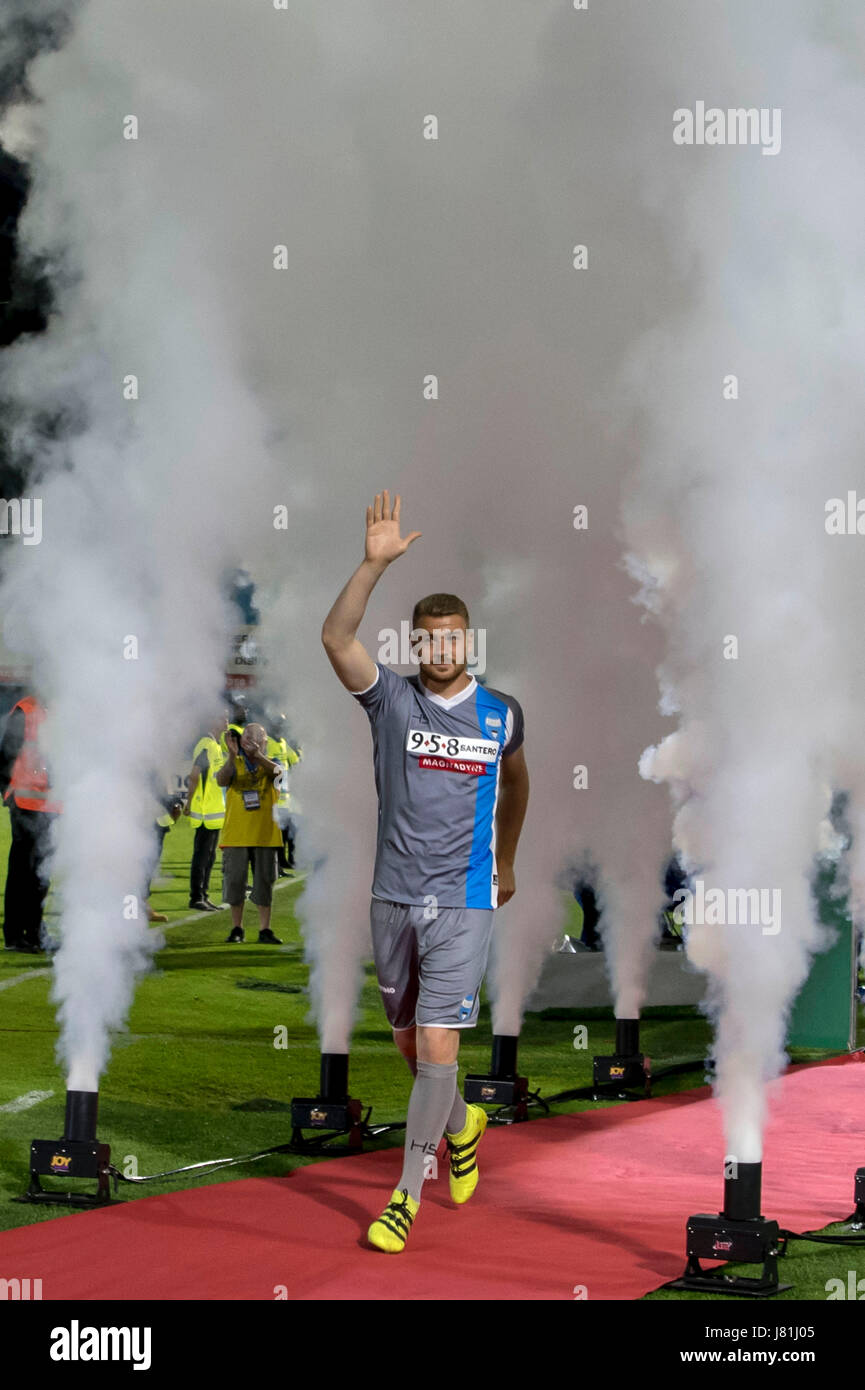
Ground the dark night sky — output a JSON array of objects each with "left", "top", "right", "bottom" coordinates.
[{"left": 0, "top": 3, "right": 75, "bottom": 498}]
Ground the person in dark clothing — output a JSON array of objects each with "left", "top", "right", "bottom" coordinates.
[
  {"left": 145, "top": 791, "right": 184, "bottom": 923},
  {"left": 3, "top": 807, "right": 55, "bottom": 951},
  {"left": 184, "top": 712, "right": 228, "bottom": 910},
  {"left": 0, "top": 697, "right": 60, "bottom": 953},
  {"left": 574, "top": 878, "right": 602, "bottom": 951}
]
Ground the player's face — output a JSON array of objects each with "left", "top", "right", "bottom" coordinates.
[{"left": 413, "top": 614, "right": 469, "bottom": 686}]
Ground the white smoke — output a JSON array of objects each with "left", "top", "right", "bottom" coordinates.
[
  {"left": 0, "top": 0, "right": 677, "bottom": 1085},
  {"left": 0, "top": 1, "right": 277, "bottom": 1087},
  {"left": 618, "top": 1, "right": 865, "bottom": 1160},
  {"left": 8, "top": 0, "right": 854, "bottom": 1124}
]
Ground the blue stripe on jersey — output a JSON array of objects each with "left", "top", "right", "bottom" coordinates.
[{"left": 465, "top": 686, "right": 510, "bottom": 908}]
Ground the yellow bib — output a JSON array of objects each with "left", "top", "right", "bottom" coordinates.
[
  {"left": 189, "top": 736, "right": 226, "bottom": 828},
  {"left": 220, "top": 757, "right": 282, "bottom": 848}
]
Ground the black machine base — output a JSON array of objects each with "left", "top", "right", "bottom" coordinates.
[
  {"left": 592, "top": 1052, "right": 650, "bottom": 1098},
  {"left": 290, "top": 1096, "right": 365, "bottom": 1150},
  {"left": 20, "top": 1138, "right": 116, "bottom": 1206},
  {"left": 669, "top": 1212, "right": 791, "bottom": 1297},
  {"left": 849, "top": 1166, "right": 865, "bottom": 1227},
  {"left": 16, "top": 1189, "right": 119, "bottom": 1208},
  {"left": 464, "top": 1072, "right": 529, "bottom": 1120}
]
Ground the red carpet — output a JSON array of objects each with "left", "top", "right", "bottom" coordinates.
[{"left": 1, "top": 1055, "right": 861, "bottom": 1300}]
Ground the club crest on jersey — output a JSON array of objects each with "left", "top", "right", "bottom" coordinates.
[{"left": 483, "top": 714, "right": 502, "bottom": 739}]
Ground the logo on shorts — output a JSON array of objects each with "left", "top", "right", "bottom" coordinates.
[
  {"left": 458, "top": 993, "right": 474, "bottom": 1021},
  {"left": 378, "top": 984, "right": 396, "bottom": 994}
]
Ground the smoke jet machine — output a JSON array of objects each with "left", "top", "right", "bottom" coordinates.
[
  {"left": 669, "top": 1160, "right": 791, "bottom": 1296},
  {"left": 21, "top": 1089, "right": 114, "bottom": 1207},
  {"left": 290, "top": 1052, "right": 365, "bottom": 1149},
  {"left": 465, "top": 1034, "right": 531, "bottom": 1121},
  {"left": 593, "top": 1018, "right": 650, "bottom": 1097}
]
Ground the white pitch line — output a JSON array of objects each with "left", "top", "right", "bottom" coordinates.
[
  {"left": 0, "top": 1088, "right": 54, "bottom": 1114},
  {"left": 0, "top": 967, "right": 51, "bottom": 992}
]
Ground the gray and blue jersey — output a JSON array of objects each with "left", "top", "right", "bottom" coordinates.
[{"left": 351, "top": 663, "right": 524, "bottom": 909}]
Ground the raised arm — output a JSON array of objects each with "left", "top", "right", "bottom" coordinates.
[{"left": 321, "top": 491, "right": 421, "bottom": 692}]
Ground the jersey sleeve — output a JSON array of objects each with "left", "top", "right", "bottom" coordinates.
[
  {"left": 501, "top": 695, "right": 525, "bottom": 757},
  {"left": 350, "top": 662, "right": 407, "bottom": 722}
]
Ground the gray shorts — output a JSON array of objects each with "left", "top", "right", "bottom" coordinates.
[
  {"left": 222, "top": 847, "right": 278, "bottom": 907},
  {"left": 370, "top": 897, "right": 495, "bottom": 1030}
]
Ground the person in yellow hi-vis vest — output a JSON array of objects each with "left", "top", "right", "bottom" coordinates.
[
  {"left": 184, "top": 712, "right": 228, "bottom": 911},
  {"left": 266, "top": 714, "right": 301, "bottom": 876},
  {"left": 216, "top": 722, "right": 283, "bottom": 944}
]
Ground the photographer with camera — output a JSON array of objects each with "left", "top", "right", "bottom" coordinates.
[{"left": 216, "top": 722, "right": 283, "bottom": 944}]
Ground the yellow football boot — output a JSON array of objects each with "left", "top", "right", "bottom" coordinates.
[
  {"left": 367, "top": 1187, "right": 420, "bottom": 1252},
  {"left": 444, "top": 1103, "right": 487, "bottom": 1204}
]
